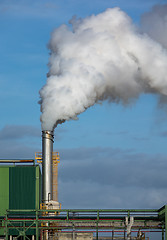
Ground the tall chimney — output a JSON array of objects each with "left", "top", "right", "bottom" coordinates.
[{"left": 42, "top": 130, "right": 54, "bottom": 203}]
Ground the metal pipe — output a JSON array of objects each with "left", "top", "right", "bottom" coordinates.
[
  {"left": 0, "top": 159, "right": 34, "bottom": 163},
  {"left": 42, "top": 130, "right": 54, "bottom": 203}
]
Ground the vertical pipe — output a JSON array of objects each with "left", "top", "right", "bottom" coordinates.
[
  {"left": 162, "top": 224, "right": 164, "bottom": 240},
  {"left": 72, "top": 224, "right": 75, "bottom": 240},
  {"left": 42, "top": 130, "right": 54, "bottom": 203},
  {"left": 96, "top": 222, "right": 98, "bottom": 240},
  {"left": 23, "top": 221, "right": 26, "bottom": 240},
  {"left": 124, "top": 229, "right": 126, "bottom": 240},
  {"left": 36, "top": 210, "right": 39, "bottom": 240},
  {"left": 112, "top": 230, "right": 114, "bottom": 240},
  {"left": 96, "top": 210, "right": 99, "bottom": 240},
  {"left": 5, "top": 213, "right": 8, "bottom": 240}
]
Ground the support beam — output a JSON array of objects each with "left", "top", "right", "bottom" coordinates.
[
  {"left": 23, "top": 221, "right": 26, "bottom": 240},
  {"left": 96, "top": 222, "right": 98, "bottom": 240},
  {"left": 124, "top": 229, "right": 126, "bottom": 240},
  {"left": 73, "top": 224, "right": 75, "bottom": 240},
  {"left": 112, "top": 230, "right": 114, "bottom": 240},
  {"left": 162, "top": 224, "right": 164, "bottom": 240},
  {"left": 5, "top": 213, "right": 8, "bottom": 240},
  {"left": 36, "top": 210, "right": 39, "bottom": 240},
  {"left": 4, "top": 208, "right": 164, "bottom": 239},
  {"left": 165, "top": 205, "right": 167, "bottom": 240}
]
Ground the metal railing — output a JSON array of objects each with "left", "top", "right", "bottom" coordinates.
[{"left": 1, "top": 207, "right": 165, "bottom": 240}]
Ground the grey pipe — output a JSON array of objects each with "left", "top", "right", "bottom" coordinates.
[
  {"left": 42, "top": 130, "right": 54, "bottom": 203},
  {"left": 0, "top": 159, "right": 34, "bottom": 163}
]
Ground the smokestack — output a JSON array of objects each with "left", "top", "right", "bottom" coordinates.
[{"left": 42, "top": 130, "right": 54, "bottom": 203}]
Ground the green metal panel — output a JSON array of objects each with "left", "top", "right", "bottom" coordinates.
[
  {"left": 0, "top": 165, "right": 41, "bottom": 236},
  {"left": 9, "top": 166, "right": 36, "bottom": 209},
  {"left": 0, "top": 167, "right": 9, "bottom": 235},
  {"left": 0, "top": 167, "right": 9, "bottom": 215}
]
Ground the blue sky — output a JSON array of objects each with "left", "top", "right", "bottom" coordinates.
[{"left": 1, "top": 1, "right": 167, "bottom": 230}]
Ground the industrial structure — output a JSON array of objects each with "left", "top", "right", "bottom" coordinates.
[{"left": 0, "top": 130, "right": 167, "bottom": 239}]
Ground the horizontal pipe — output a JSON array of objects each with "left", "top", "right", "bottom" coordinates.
[
  {"left": 0, "top": 159, "right": 34, "bottom": 163},
  {"left": 7, "top": 209, "right": 158, "bottom": 213}
]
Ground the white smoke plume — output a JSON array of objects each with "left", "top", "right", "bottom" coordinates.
[{"left": 40, "top": 7, "right": 167, "bottom": 131}]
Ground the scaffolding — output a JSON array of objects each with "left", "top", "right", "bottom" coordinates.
[
  {"left": 1, "top": 206, "right": 167, "bottom": 240},
  {"left": 35, "top": 152, "right": 60, "bottom": 202},
  {"left": 52, "top": 152, "right": 60, "bottom": 202}
]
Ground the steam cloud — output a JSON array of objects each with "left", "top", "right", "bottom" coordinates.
[{"left": 40, "top": 6, "right": 167, "bottom": 131}]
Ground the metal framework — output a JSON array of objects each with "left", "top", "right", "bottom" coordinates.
[
  {"left": 35, "top": 152, "right": 60, "bottom": 202},
  {"left": 52, "top": 152, "right": 60, "bottom": 202},
  {"left": 1, "top": 206, "right": 167, "bottom": 240}
]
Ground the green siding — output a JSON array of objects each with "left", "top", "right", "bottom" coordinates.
[
  {"left": 0, "top": 165, "right": 41, "bottom": 236},
  {"left": 0, "top": 167, "right": 9, "bottom": 215},
  {"left": 0, "top": 167, "right": 9, "bottom": 235},
  {"left": 9, "top": 166, "right": 36, "bottom": 209}
]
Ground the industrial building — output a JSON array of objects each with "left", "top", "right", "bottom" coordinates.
[{"left": 0, "top": 130, "right": 167, "bottom": 240}]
